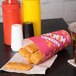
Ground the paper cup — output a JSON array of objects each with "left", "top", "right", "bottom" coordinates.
[
  {"left": 69, "top": 22, "right": 76, "bottom": 63},
  {"left": 11, "top": 24, "right": 23, "bottom": 52}
]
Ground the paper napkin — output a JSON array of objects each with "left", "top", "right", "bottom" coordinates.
[
  {"left": 0, "top": 53, "right": 57, "bottom": 74},
  {"left": 68, "top": 59, "right": 76, "bottom": 67}
]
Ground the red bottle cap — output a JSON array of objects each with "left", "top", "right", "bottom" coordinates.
[
  {"left": 6, "top": 0, "right": 18, "bottom": 3},
  {"left": 2, "top": 0, "right": 20, "bottom": 10}
]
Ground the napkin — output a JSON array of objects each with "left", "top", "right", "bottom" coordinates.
[
  {"left": 68, "top": 59, "right": 76, "bottom": 67},
  {"left": 0, "top": 53, "right": 57, "bottom": 74}
]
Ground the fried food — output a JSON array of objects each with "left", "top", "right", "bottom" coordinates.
[
  {"left": 19, "top": 48, "right": 32, "bottom": 63},
  {"left": 19, "top": 44, "right": 45, "bottom": 64},
  {"left": 4, "top": 62, "right": 33, "bottom": 70},
  {"left": 24, "top": 44, "right": 38, "bottom": 53},
  {"left": 30, "top": 51, "right": 44, "bottom": 64}
]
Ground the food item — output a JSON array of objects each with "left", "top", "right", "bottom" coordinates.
[
  {"left": 19, "top": 48, "right": 32, "bottom": 63},
  {"left": 19, "top": 44, "right": 44, "bottom": 64},
  {"left": 30, "top": 50, "right": 45, "bottom": 64},
  {"left": 4, "top": 62, "right": 33, "bottom": 70},
  {"left": 19, "top": 30, "right": 71, "bottom": 64},
  {"left": 25, "top": 44, "right": 38, "bottom": 53}
]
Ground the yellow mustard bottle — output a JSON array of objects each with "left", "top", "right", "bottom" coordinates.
[{"left": 22, "top": 0, "right": 41, "bottom": 36}]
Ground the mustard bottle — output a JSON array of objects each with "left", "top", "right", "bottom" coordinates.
[{"left": 22, "top": 0, "right": 41, "bottom": 36}]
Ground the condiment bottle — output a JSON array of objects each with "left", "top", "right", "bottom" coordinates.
[
  {"left": 22, "top": 0, "right": 41, "bottom": 36},
  {"left": 11, "top": 24, "right": 23, "bottom": 52},
  {"left": 23, "top": 22, "right": 34, "bottom": 38},
  {"left": 2, "top": 0, "right": 21, "bottom": 45}
]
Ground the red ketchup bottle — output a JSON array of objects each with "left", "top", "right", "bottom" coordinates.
[{"left": 2, "top": 0, "right": 21, "bottom": 45}]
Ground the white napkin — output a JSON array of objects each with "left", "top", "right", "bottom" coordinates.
[
  {"left": 0, "top": 53, "right": 57, "bottom": 74},
  {"left": 68, "top": 59, "right": 76, "bottom": 67}
]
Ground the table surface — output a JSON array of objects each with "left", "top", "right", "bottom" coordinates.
[{"left": 0, "top": 18, "right": 76, "bottom": 76}]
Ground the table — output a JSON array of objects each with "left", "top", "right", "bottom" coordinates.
[{"left": 0, "top": 18, "right": 76, "bottom": 76}]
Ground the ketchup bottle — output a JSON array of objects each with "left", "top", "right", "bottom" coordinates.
[{"left": 2, "top": 0, "right": 21, "bottom": 45}]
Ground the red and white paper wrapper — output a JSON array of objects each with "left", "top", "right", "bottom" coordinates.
[{"left": 23, "top": 30, "right": 71, "bottom": 61}]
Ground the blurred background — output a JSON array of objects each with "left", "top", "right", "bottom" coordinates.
[{"left": 0, "top": 0, "right": 76, "bottom": 24}]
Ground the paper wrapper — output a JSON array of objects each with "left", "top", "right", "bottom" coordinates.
[
  {"left": 0, "top": 53, "right": 57, "bottom": 74},
  {"left": 23, "top": 30, "right": 71, "bottom": 62}
]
